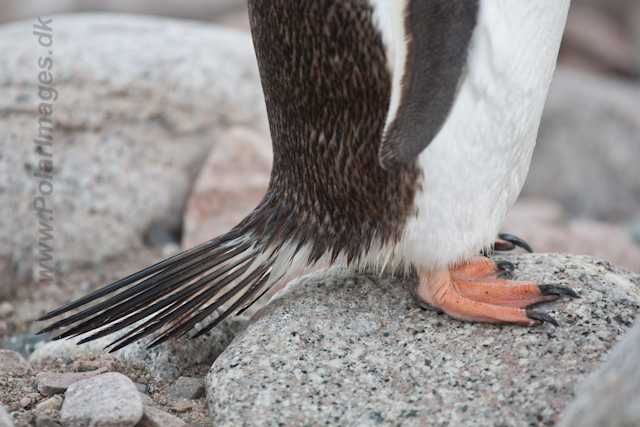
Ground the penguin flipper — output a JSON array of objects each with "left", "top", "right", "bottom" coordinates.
[{"left": 378, "top": 0, "right": 479, "bottom": 170}]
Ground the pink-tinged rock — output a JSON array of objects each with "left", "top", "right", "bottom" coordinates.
[
  {"left": 170, "top": 399, "right": 195, "bottom": 413},
  {"left": 180, "top": 126, "right": 317, "bottom": 313},
  {"left": 182, "top": 126, "right": 272, "bottom": 250},
  {"left": 60, "top": 372, "right": 143, "bottom": 427},
  {"left": 559, "top": 5, "right": 639, "bottom": 76},
  {"left": 502, "top": 198, "right": 640, "bottom": 273},
  {"left": 36, "top": 368, "right": 108, "bottom": 397},
  {"left": 137, "top": 406, "right": 186, "bottom": 427},
  {"left": 0, "top": 350, "right": 31, "bottom": 375}
]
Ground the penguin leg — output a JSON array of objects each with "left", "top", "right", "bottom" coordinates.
[{"left": 412, "top": 256, "right": 577, "bottom": 326}]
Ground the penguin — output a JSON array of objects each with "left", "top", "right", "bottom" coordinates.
[{"left": 38, "top": 0, "right": 577, "bottom": 350}]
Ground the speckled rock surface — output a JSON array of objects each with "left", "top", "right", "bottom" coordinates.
[
  {"left": 60, "top": 372, "right": 143, "bottom": 427},
  {"left": 206, "top": 254, "right": 640, "bottom": 427},
  {"left": 0, "top": 350, "right": 31, "bottom": 376},
  {"left": 0, "top": 13, "right": 268, "bottom": 279},
  {"left": 558, "top": 319, "right": 640, "bottom": 427},
  {"left": 30, "top": 312, "right": 247, "bottom": 382}
]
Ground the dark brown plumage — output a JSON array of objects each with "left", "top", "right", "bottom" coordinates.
[
  {"left": 246, "top": 0, "right": 420, "bottom": 263},
  {"left": 38, "top": 0, "right": 420, "bottom": 349}
]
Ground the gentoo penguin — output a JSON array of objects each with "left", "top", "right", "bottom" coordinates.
[{"left": 39, "top": 0, "right": 577, "bottom": 350}]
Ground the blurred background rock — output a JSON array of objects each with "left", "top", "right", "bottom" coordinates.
[{"left": 0, "top": 0, "right": 639, "bottom": 336}]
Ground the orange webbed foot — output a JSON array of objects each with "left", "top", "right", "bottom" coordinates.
[{"left": 413, "top": 256, "right": 578, "bottom": 326}]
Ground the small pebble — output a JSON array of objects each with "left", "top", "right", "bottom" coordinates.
[
  {"left": 36, "top": 395, "right": 63, "bottom": 412},
  {"left": 164, "top": 377, "right": 205, "bottom": 400},
  {"left": 137, "top": 406, "right": 187, "bottom": 427},
  {"left": 171, "top": 399, "right": 195, "bottom": 413},
  {"left": 60, "top": 372, "right": 143, "bottom": 427},
  {"left": 37, "top": 368, "right": 108, "bottom": 397},
  {"left": 35, "top": 414, "right": 58, "bottom": 427}
]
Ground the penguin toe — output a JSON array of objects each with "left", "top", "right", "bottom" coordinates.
[
  {"left": 412, "top": 256, "right": 577, "bottom": 327},
  {"left": 494, "top": 259, "right": 515, "bottom": 272},
  {"left": 526, "top": 310, "right": 559, "bottom": 326},
  {"left": 494, "top": 233, "right": 533, "bottom": 253}
]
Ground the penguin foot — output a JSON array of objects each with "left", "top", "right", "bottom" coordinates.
[{"left": 412, "top": 256, "right": 577, "bottom": 326}]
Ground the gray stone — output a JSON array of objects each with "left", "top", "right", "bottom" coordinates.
[
  {"left": 0, "top": 0, "right": 248, "bottom": 27},
  {"left": 35, "top": 395, "right": 64, "bottom": 412},
  {"left": 0, "top": 350, "right": 31, "bottom": 375},
  {"left": 207, "top": 254, "right": 640, "bottom": 427},
  {"left": 60, "top": 372, "right": 143, "bottom": 427},
  {"left": 137, "top": 406, "right": 187, "bottom": 427},
  {"left": 525, "top": 67, "right": 640, "bottom": 223},
  {"left": 164, "top": 377, "right": 205, "bottom": 400},
  {"left": 36, "top": 368, "right": 108, "bottom": 397},
  {"left": 0, "top": 405, "right": 12, "bottom": 427},
  {"left": 19, "top": 397, "right": 31, "bottom": 408},
  {"left": 35, "top": 414, "right": 58, "bottom": 427},
  {"left": 30, "top": 311, "right": 247, "bottom": 383},
  {"left": 558, "top": 320, "right": 640, "bottom": 427},
  {"left": 0, "top": 14, "right": 268, "bottom": 278}
]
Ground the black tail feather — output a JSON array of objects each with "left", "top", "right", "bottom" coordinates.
[
  {"left": 104, "top": 256, "right": 258, "bottom": 351},
  {"left": 145, "top": 261, "right": 273, "bottom": 349},
  {"left": 37, "top": 230, "right": 278, "bottom": 350},
  {"left": 37, "top": 233, "right": 237, "bottom": 323},
  {"left": 73, "top": 252, "right": 255, "bottom": 345},
  {"left": 45, "top": 242, "right": 253, "bottom": 340}
]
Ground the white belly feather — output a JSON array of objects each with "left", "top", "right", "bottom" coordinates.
[{"left": 369, "top": 0, "right": 571, "bottom": 270}]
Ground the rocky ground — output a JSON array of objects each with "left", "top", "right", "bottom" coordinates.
[
  {"left": 2, "top": 0, "right": 640, "bottom": 426},
  {"left": 208, "top": 254, "right": 640, "bottom": 427},
  {"left": 1, "top": 253, "right": 639, "bottom": 426},
  {"left": 1, "top": 348, "right": 214, "bottom": 426}
]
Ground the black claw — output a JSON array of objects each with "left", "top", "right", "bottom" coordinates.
[
  {"left": 538, "top": 284, "right": 579, "bottom": 298},
  {"left": 526, "top": 310, "right": 559, "bottom": 326},
  {"left": 497, "top": 233, "right": 533, "bottom": 253},
  {"left": 495, "top": 260, "right": 515, "bottom": 272}
]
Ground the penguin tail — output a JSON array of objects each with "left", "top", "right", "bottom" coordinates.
[{"left": 36, "top": 224, "right": 284, "bottom": 352}]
